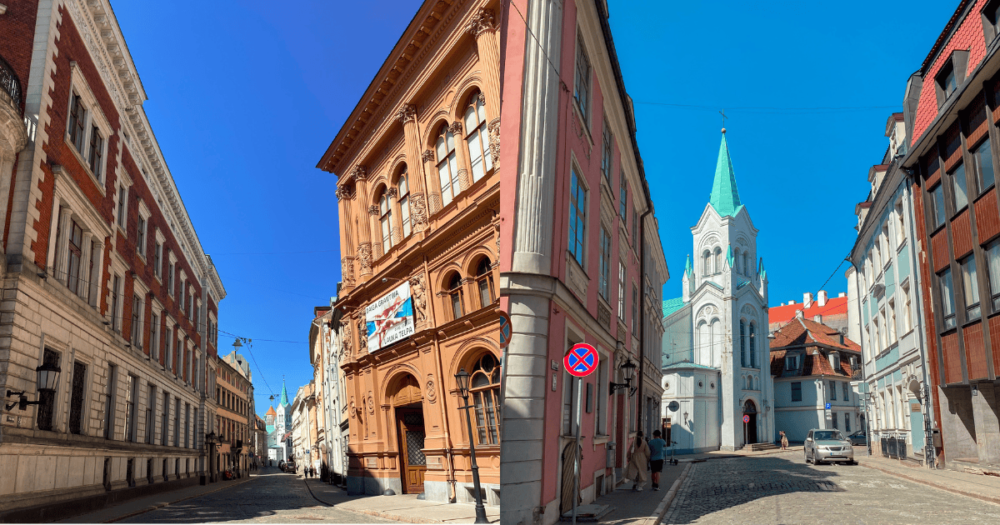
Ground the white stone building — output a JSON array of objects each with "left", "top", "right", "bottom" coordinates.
[{"left": 661, "top": 131, "right": 774, "bottom": 452}]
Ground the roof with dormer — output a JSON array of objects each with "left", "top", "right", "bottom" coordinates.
[{"left": 709, "top": 131, "right": 744, "bottom": 218}]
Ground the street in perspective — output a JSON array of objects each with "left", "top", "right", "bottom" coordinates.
[{"left": 2, "top": 1, "right": 1000, "bottom": 524}]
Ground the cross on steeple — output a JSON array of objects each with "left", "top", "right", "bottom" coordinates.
[{"left": 719, "top": 110, "right": 728, "bottom": 133}]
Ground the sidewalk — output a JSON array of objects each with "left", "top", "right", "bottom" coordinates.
[
  {"left": 305, "top": 479, "right": 501, "bottom": 524},
  {"left": 859, "top": 455, "right": 1000, "bottom": 506},
  {"left": 578, "top": 463, "right": 690, "bottom": 525},
  {"left": 59, "top": 474, "right": 258, "bottom": 523}
]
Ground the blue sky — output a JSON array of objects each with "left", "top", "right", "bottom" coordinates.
[
  {"left": 110, "top": 0, "right": 960, "bottom": 417},
  {"left": 609, "top": 0, "right": 958, "bottom": 308}
]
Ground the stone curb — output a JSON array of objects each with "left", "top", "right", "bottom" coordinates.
[
  {"left": 643, "top": 462, "right": 691, "bottom": 525},
  {"left": 859, "top": 462, "right": 1000, "bottom": 507},
  {"left": 101, "top": 476, "right": 258, "bottom": 523},
  {"left": 345, "top": 507, "right": 498, "bottom": 524}
]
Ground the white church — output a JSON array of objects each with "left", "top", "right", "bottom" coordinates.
[{"left": 660, "top": 130, "right": 775, "bottom": 453}]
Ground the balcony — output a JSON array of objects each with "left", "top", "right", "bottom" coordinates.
[
  {"left": 0, "top": 55, "right": 22, "bottom": 117},
  {"left": 1, "top": 54, "right": 28, "bottom": 159}
]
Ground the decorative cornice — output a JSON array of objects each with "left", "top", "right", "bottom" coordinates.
[{"left": 466, "top": 8, "right": 496, "bottom": 38}]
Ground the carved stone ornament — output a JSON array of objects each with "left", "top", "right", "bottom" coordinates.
[
  {"left": 350, "top": 396, "right": 356, "bottom": 419},
  {"left": 386, "top": 188, "right": 398, "bottom": 198},
  {"left": 410, "top": 193, "right": 429, "bottom": 232},
  {"left": 467, "top": 8, "right": 496, "bottom": 37},
  {"left": 342, "top": 257, "right": 355, "bottom": 288},
  {"left": 335, "top": 186, "right": 352, "bottom": 201},
  {"left": 409, "top": 272, "right": 428, "bottom": 323},
  {"left": 352, "top": 165, "right": 368, "bottom": 181},
  {"left": 358, "top": 242, "right": 372, "bottom": 275},
  {"left": 368, "top": 205, "right": 380, "bottom": 216},
  {"left": 357, "top": 317, "right": 369, "bottom": 354},
  {"left": 342, "top": 319, "right": 354, "bottom": 357},
  {"left": 488, "top": 117, "right": 500, "bottom": 164},
  {"left": 397, "top": 104, "right": 417, "bottom": 124},
  {"left": 422, "top": 150, "right": 435, "bottom": 162},
  {"left": 426, "top": 374, "right": 437, "bottom": 404},
  {"left": 449, "top": 121, "right": 463, "bottom": 135},
  {"left": 367, "top": 392, "right": 375, "bottom": 414}
]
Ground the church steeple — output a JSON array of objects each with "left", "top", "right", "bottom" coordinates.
[
  {"left": 279, "top": 380, "right": 290, "bottom": 407},
  {"left": 709, "top": 129, "right": 743, "bottom": 218}
]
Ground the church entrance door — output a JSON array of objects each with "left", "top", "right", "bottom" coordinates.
[
  {"left": 743, "top": 400, "right": 758, "bottom": 445},
  {"left": 397, "top": 408, "right": 426, "bottom": 494}
]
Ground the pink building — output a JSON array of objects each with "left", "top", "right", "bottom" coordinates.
[{"left": 500, "top": 1, "right": 669, "bottom": 523}]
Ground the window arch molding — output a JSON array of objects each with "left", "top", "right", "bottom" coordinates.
[
  {"left": 452, "top": 348, "right": 502, "bottom": 445},
  {"left": 390, "top": 163, "right": 412, "bottom": 240},
  {"left": 448, "top": 80, "right": 487, "bottom": 121},
  {"left": 441, "top": 269, "right": 466, "bottom": 322}
]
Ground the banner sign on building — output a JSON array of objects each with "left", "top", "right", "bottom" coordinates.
[{"left": 366, "top": 282, "right": 415, "bottom": 352}]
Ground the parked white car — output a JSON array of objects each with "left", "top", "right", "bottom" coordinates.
[{"left": 804, "top": 429, "right": 856, "bottom": 465}]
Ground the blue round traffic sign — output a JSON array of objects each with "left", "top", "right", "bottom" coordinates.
[
  {"left": 499, "top": 311, "right": 512, "bottom": 349},
  {"left": 743, "top": 415, "right": 750, "bottom": 424},
  {"left": 564, "top": 343, "right": 599, "bottom": 377}
]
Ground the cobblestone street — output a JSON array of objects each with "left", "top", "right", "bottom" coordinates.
[
  {"left": 116, "top": 468, "right": 391, "bottom": 524},
  {"left": 663, "top": 451, "right": 1000, "bottom": 524}
]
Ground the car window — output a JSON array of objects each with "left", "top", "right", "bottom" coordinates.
[{"left": 814, "top": 430, "right": 845, "bottom": 441}]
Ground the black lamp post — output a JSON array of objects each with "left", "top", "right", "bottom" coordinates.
[
  {"left": 609, "top": 357, "right": 637, "bottom": 396},
  {"left": 5, "top": 362, "right": 61, "bottom": 411},
  {"left": 455, "top": 368, "right": 489, "bottom": 524}
]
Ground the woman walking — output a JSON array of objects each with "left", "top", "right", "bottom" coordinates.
[
  {"left": 780, "top": 430, "right": 789, "bottom": 451},
  {"left": 624, "top": 431, "right": 650, "bottom": 491}
]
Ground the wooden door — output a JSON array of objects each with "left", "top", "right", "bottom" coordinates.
[{"left": 398, "top": 409, "right": 426, "bottom": 494}]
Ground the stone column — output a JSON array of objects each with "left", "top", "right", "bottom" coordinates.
[
  {"left": 353, "top": 167, "right": 373, "bottom": 277},
  {"left": 386, "top": 188, "right": 403, "bottom": 245},
  {"left": 421, "top": 149, "right": 442, "bottom": 215},
  {"left": 501, "top": 1, "right": 564, "bottom": 524},
  {"left": 79, "top": 231, "right": 93, "bottom": 300},
  {"left": 450, "top": 121, "right": 472, "bottom": 194},
  {"left": 397, "top": 105, "right": 429, "bottom": 233},
  {"left": 337, "top": 186, "right": 356, "bottom": 289},
  {"left": 468, "top": 8, "right": 501, "bottom": 167},
  {"left": 369, "top": 204, "right": 383, "bottom": 260}
]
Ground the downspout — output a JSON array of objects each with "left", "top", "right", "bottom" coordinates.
[
  {"left": 635, "top": 180, "right": 653, "bottom": 436},
  {"left": 846, "top": 248, "right": 871, "bottom": 456}
]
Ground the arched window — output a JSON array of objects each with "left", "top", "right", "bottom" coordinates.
[
  {"left": 745, "top": 376, "right": 751, "bottom": 390},
  {"left": 734, "top": 248, "right": 741, "bottom": 274},
  {"left": 436, "top": 124, "right": 460, "bottom": 206},
  {"left": 749, "top": 322, "right": 757, "bottom": 368},
  {"left": 714, "top": 248, "right": 722, "bottom": 274},
  {"left": 447, "top": 273, "right": 464, "bottom": 321},
  {"left": 464, "top": 92, "right": 492, "bottom": 183},
  {"left": 469, "top": 353, "right": 502, "bottom": 445},
  {"left": 702, "top": 251, "right": 711, "bottom": 275},
  {"left": 740, "top": 320, "right": 747, "bottom": 367},
  {"left": 476, "top": 257, "right": 495, "bottom": 308},
  {"left": 398, "top": 171, "right": 411, "bottom": 238},
  {"left": 744, "top": 253, "right": 751, "bottom": 275},
  {"left": 378, "top": 188, "right": 393, "bottom": 254}
]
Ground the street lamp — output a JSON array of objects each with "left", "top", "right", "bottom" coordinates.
[
  {"left": 5, "top": 362, "right": 61, "bottom": 411},
  {"left": 455, "top": 368, "right": 489, "bottom": 524},
  {"left": 609, "top": 357, "right": 637, "bottom": 396}
]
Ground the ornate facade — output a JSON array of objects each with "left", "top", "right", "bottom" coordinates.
[{"left": 318, "top": 0, "right": 501, "bottom": 506}]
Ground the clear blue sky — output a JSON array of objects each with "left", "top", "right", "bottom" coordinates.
[
  {"left": 608, "top": 0, "right": 959, "bottom": 309},
  {"left": 110, "top": 0, "right": 960, "bottom": 417}
]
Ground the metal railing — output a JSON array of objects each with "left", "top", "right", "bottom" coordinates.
[{"left": 0, "top": 55, "right": 22, "bottom": 116}]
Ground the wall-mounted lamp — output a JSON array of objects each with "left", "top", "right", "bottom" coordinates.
[
  {"left": 5, "top": 362, "right": 61, "bottom": 411},
  {"left": 609, "top": 358, "right": 637, "bottom": 396}
]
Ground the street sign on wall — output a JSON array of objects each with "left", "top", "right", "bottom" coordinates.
[
  {"left": 499, "top": 310, "right": 512, "bottom": 349},
  {"left": 365, "top": 281, "right": 415, "bottom": 352},
  {"left": 564, "top": 343, "right": 599, "bottom": 377}
]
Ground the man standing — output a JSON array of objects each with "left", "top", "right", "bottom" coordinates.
[{"left": 648, "top": 430, "right": 668, "bottom": 491}]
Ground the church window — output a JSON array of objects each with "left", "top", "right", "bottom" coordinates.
[
  {"left": 702, "top": 251, "right": 711, "bottom": 275},
  {"left": 599, "top": 227, "right": 611, "bottom": 301},
  {"left": 744, "top": 253, "right": 751, "bottom": 275},
  {"left": 569, "top": 169, "right": 587, "bottom": 266},
  {"left": 745, "top": 376, "right": 751, "bottom": 390},
  {"left": 740, "top": 320, "right": 747, "bottom": 367},
  {"left": 734, "top": 249, "right": 741, "bottom": 274},
  {"left": 749, "top": 323, "right": 757, "bottom": 368},
  {"left": 714, "top": 248, "right": 722, "bottom": 274}
]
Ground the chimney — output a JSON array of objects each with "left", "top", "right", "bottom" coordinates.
[
  {"left": 838, "top": 292, "right": 846, "bottom": 298},
  {"left": 788, "top": 299, "right": 795, "bottom": 305},
  {"left": 803, "top": 293, "right": 814, "bottom": 309},
  {"left": 779, "top": 302, "right": 785, "bottom": 306},
  {"left": 818, "top": 290, "right": 828, "bottom": 307},
  {"left": 796, "top": 309, "right": 804, "bottom": 319},
  {"left": 814, "top": 314, "right": 823, "bottom": 324}
]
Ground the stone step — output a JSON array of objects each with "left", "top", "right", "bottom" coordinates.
[{"left": 748, "top": 442, "right": 780, "bottom": 452}]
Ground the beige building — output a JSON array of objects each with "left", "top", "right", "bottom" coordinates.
[{"left": 215, "top": 350, "right": 252, "bottom": 477}]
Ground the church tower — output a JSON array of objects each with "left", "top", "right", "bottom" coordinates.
[{"left": 661, "top": 129, "right": 773, "bottom": 453}]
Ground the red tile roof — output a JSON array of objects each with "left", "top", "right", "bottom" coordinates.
[
  {"left": 769, "top": 318, "right": 860, "bottom": 379},
  {"left": 768, "top": 296, "right": 848, "bottom": 326}
]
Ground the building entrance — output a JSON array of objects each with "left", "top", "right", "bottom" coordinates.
[{"left": 744, "top": 400, "right": 758, "bottom": 445}]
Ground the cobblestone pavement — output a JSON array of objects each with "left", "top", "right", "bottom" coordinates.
[
  {"left": 119, "top": 468, "right": 392, "bottom": 523},
  {"left": 662, "top": 451, "right": 1000, "bottom": 524}
]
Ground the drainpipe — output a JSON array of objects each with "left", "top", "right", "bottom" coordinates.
[
  {"left": 845, "top": 255, "right": 872, "bottom": 457},
  {"left": 635, "top": 180, "right": 653, "bottom": 437}
]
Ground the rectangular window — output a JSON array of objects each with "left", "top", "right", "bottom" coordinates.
[
  {"left": 69, "top": 361, "right": 87, "bottom": 434},
  {"left": 131, "top": 295, "right": 142, "bottom": 348},
  {"left": 68, "top": 93, "right": 86, "bottom": 152},
  {"left": 88, "top": 126, "right": 104, "bottom": 180},
  {"left": 888, "top": 298, "right": 898, "bottom": 343},
  {"left": 632, "top": 209, "right": 638, "bottom": 246},
  {"left": 165, "top": 326, "right": 173, "bottom": 370},
  {"left": 940, "top": 64, "right": 958, "bottom": 98},
  {"left": 843, "top": 382, "right": 850, "bottom": 401},
  {"left": 136, "top": 215, "right": 146, "bottom": 257},
  {"left": 67, "top": 221, "right": 83, "bottom": 295},
  {"left": 952, "top": 163, "right": 969, "bottom": 211},
  {"left": 174, "top": 399, "right": 181, "bottom": 447},
  {"left": 632, "top": 285, "right": 639, "bottom": 336},
  {"left": 599, "top": 226, "right": 611, "bottom": 301},
  {"left": 601, "top": 118, "right": 613, "bottom": 182},
  {"left": 111, "top": 274, "right": 122, "bottom": 333},
  {"left": 573, "top": 32, "right": 591, "bottom": 121},
  {"left": 145, "top": 384, "right": 155, "bottom": 444},
  {"left": 167, "top": 257, "right": 174, "bottom": 296},
  {"left": 845, "top": 413, "right": 851, "bottom": 433},
  {"left": 830, "top": 380, "right": 837, "bottom": 401},
  {"left": 620, "top": 171, "right": 628, "bottom": 220},
  {"left": 161, "top": 392, "right": 169, "bottom": 446},
  {"left": 903, "top": 283, "right": 913, "bottom": 332},
  {"left": 36, "top": 348, "right": 60, "bottom": 431},
  {"left": 124, "top": 374, "right": 137, "bottom": 442},
  {"left": 104, "top": 364, "right": 116, "bottom": 440},
  {"left": 962, "top": 255, "right": 981, "bottom": 321},
  {"left": 986, "top": 240, "right": 1000, "bottom": 311},
  {"left": 974, "top": 140, "right": 995, "bottom": 193},
  {"left": 930, "top": 185, "right": 946, "bottom": 229},
  {"left": 895, "top": 200, "right": 906, "bottom": 246},
  {"left": 568, "top": 169, "right": 587, "bottom": 265},
  {"left": 184, "top": 404, "right": 190, "bottom": 449},
  {"left": 150, "top": 314, "right": 159, "bottom": 361},
  {"left": 117, "top": 186, "right": 127, "bottom": 230},
  {"left": 940, "top": 267, "right": 957, "bottom": 330},
  {"left": 618, "top": 262, "right": 625, "bottom": 320},
  {"left": 791, "top": 382, "right": 802, "bottom": 402},
  {"left": 154, "top": 243, "right": 162, "bottom": 279}
]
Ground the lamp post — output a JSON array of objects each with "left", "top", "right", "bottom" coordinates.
[
  {"left": 863, "top": 392, "right": 872, "bottom": 457},
  {"left": 455, "top": 368, "right": 489, "bottom": 524}
]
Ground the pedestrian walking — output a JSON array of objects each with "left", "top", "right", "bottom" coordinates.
[
  {"left": 780, "top": 431, "right": 789, "bottom": 451},
  {"left": 624, "top": 430, "right": 650, "bottom": 491},
  {"left": 648, "top": 430, "right": 667, "bottom": 491}
]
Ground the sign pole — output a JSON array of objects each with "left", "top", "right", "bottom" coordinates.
[
  {"left": 563, "top": 342, "right": 597, "bottom": 525},
  {"left": 572, "top": 375, "right": 582, "bottom": 525}
]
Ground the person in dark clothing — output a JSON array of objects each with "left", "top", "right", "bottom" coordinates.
[{"left": 647, "top": 430, "right": 668, "bottom": 491}]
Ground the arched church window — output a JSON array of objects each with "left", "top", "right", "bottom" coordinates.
[
  {"left": 744, "top": 253, "right": 751, "bottom": 275},
  {"left": 714, "top": 248, "right": 722, "bottom": 274},
  {"left": 464, "top": 91, "right": 492, "bottom": 183},
  {"left": 749, "top": 322, "right": 757, "bottom": 368},
  {"left": 740, "top": 320, "right": 747, "bottom": 367},
  {"left": 436, "top": 123, "right": 460, "bottom": 205},
  {"left": 703, "top": 251, "right": 711, "bottom": 275},
  {"left": 470, "top": 353, "right": 502, "bottom": 445},
  {"left": 734, "top": 248, "right": 741, "bottom": 274}
]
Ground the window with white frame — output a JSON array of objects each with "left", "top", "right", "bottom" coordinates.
[
  {"left": 962, "top": 255, "right": 981, "bottom": 321},
  {"left": 111, "top": 273, "right": 123, "bottom": 333},
  {"left": 599, "top": 226, "right": 610, "bottom": 301},
  {"left": 150, "top": 311, "right": 160, "bottom": 361},
  {"left": 895, "top": 200, "right": 906, "bottom": 246},
  {"left": 398, "top": 172, "right": 411, "bottom": 238},
  {"left": 167, "top": 252, "right": 175, "bottom": 297},
  {"left": 887, "top": 298, "right": 897, "bottom": 343},
  {"left": 435, "top": 123, "right": 460, "bottom": 206},
  {"left": 618, "top": 261, "right": 625, "bottom": 320},
  {"left": 903, "top": 282, "right": 913, "bottom": 332},
  {"left": 136, "top": 203, "right": 149, "bottom": 258},
  {"left": 153, "top": 237, "right": 163, "bottom": 280},
  {"left": 165, "top": 322, "right": 173, "bottom": 369},
  {"left": 378, "top": 187, "right": 392, "bottom": 254},
  {"left": 573, "top": 31, "right": 591, "bottom": 121},
  {"left": 116, "top": 184, "right": 128, "bottom": 231},
  {"left": 568, "top": 168, "right": 587, "bottom": 266},
  {"left": 65, "top": 66, "right": 111, "bottom": 187},
  {"left": 131, "top": 294, "right": 143, "bottom": 349},
  {"left": 464, "top": 91, "right": 492, "bottom": 183}
]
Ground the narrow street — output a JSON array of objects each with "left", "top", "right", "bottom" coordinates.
[
  {"left": 116, "top": 467, "right": 391, "bottom": 524},
  {"left": 663, "top": 451, "right": 1000, "bottom": 524}
]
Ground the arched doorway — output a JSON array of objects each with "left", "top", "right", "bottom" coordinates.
[
  {"left": 388, "top": 373, "right": 425, "bottom": 494},
  {"left": 743, "top": 400, "right": 758, "bottom": 445}
]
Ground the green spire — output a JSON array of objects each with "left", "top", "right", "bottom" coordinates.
[
  {"left": 709, "top": 131, "right": 743, "bottom": 217},
  {"left": 758, "top": 257, "right": 766, "bottom": 280},
  {"left": 684, "top": 254, "right": 693, "bottom": 277},
  {"left": 280, "top": 380, "right": 290, "bottom": 406},
  {"left": 726, "top": 245, "right": 734, "bottom": 268}
]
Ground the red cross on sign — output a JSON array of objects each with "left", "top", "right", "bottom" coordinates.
[
  {"left": 564, "top": 343, "right": 599, "bottom": 377},
  {"left": 743, "top": 415, "right": 750, "bottom": 424}
]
